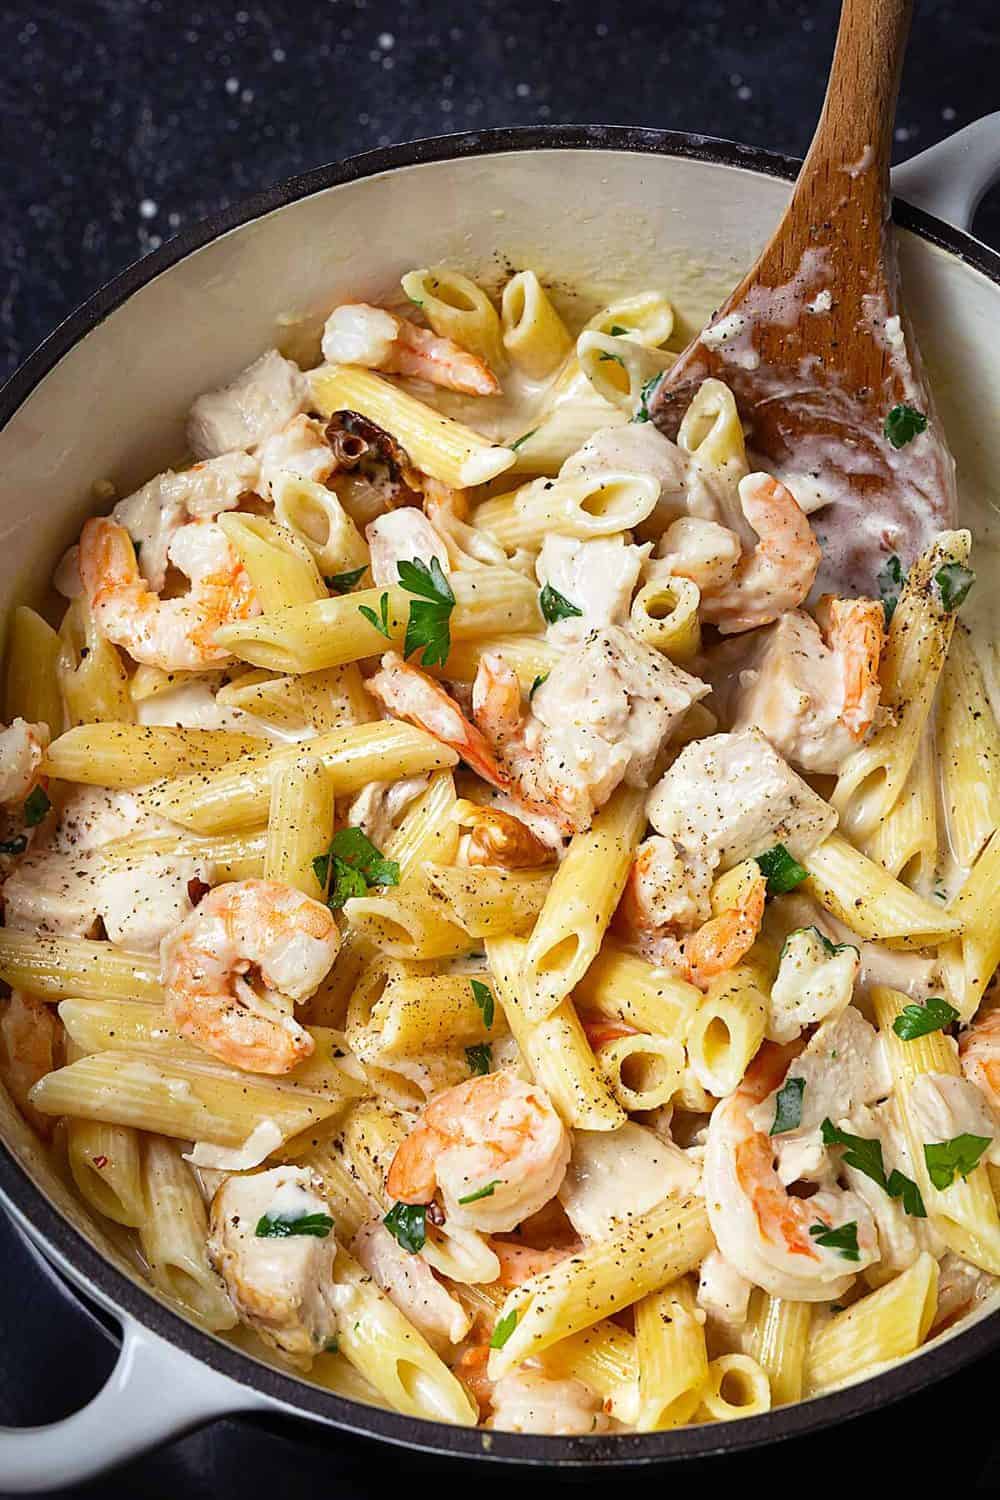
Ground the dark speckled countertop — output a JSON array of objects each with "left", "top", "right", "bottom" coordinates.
[{"left": 2, "top": 1, "right": 1000, "bottom": 1494}]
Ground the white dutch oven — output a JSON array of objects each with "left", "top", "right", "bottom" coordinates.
[{"left": 0, "top": 119, "right": 999, "bottom": 1490}]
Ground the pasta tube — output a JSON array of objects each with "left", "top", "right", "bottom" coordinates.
[
  {"left": 805, "top": 1253, "right": 938, "bottom": 1394},
  {"left": 5, "top": 605, "right": 64, "bottom": 735},
  {"left": 634, "top": 1277, "right": 708, "bottom": 1430},
  {"left": 264, "top": 752, "right": 335, "bottom": 897},
  {"left": 500, "top": 270, "right": 573, "bottom": 379},
  {"left": 43, "top": 723, "right": 266, "bottom": 787}
]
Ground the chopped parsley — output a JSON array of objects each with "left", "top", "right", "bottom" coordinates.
[
  {"left": 539, "top": 583, "right": 583, "bottom": 625},
  {"left": 313, "top": 826, "right": 400, "bottom": 911},
  {"left": 891, "top": 996, "right": 959, "bottom": 1042},
  {"left": 809, "top": 1220, "right": 860, "bottom": 1261},
  {"left": 383, "top": 1200, "right": 427, "bottom": 1254},
  {"left": 598, "top": 351, "right": 626, "bottom": 367},
  {"left": 324, "top": 1336, "right": 340, "bottom": 1354},
  {"left": 877, "top": 554, "right": 905, "bottom": 624},
  {"left": 0, "top": 835, "right": 27, "bottom": 856},
  {"left": 886, "top": 1169, "right": 926, "bottom": 1218},
  {"left": 608, "top": 324, "right": 631, "bottom": 337},
  {"left": 754, "top": 843, "right": 809, "bottom": 895},
  {"left": 631, "top": 371, "right": 662, "bottom": 424},
  {"left": 490, "top": 1308, "right": 518, "bottom": 1349},
  {"left": 510, "top": 428, "right": 539, "bottom": 452},
  {"left": 883, "top": 404, "right": 927, "bottom": 449},
  {"left": 466, "top": 1042, "right": 493, "bottom": 1076},
  {"left": 934, "top": 562, "right": 975, "bottom": 612},
  {"left": 470, "top": 978, "right": 495, "bottom": 1030},
  {"left": 325, "top": 565, "right": 368, "bottom": 594},
  {"left": 398, "top": 556, "right": 455, "bottom": 668},
  {"left": 255, "top": 1209, "right": 333, "bottom": 1239},
  {"left": 458, "top": 1180, "right": 499, "bottom": 1205},
  {"left": 924, "top": 1134, "right": 991, "bottom": 1191},
  {"left": 23, "top": 786, "right": 51, "bottom": 827},
  {"left": 779, "top": 926, "right": 857, "bottom": 964},
  {"left": 770, "top": 1076, "right": 805, "bottom": 1135},
  {"left": 358, "top": 590, "right": 393, "bottom": 639},
  {"left": 529, "top": 672, "right": 549, "bottom": 699},
  {"left": 820, "top": 1119, "right": 926, "bottom": 1217}
]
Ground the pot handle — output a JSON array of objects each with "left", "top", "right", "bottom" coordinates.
[
  {"left": 892, "top": 113, "right": 1000, "bottom": 231},
  {"left": 0, "top": 1312, "right": 264, "bottom": 1493}
]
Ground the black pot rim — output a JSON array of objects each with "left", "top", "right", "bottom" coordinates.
[{"left": 2, "top": 122, "right": 999, "bottom": 1468}]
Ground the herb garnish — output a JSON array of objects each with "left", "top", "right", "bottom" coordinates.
[
  {"left": 255, "top": 1209, "right": 333, "bottom": 1239},
  {"left": 754, "top": 843, "right": 809, "bottom": 895},
  {"left": 490, "top": 1308, "right": 518, "bottom": 1349},
  {"left": 883, "top": 404, "right": 927, "bottom": 449},
  {"left": 358, "top": 590, "right": 393, "bottom": 639},
  {"left": 398, "top": 556, "right": 455, "bottom": 668},
  {"left": 608, "top": 324, "right": 631, "bottom": 337},
  {"left": 529, "top": 673, "right": 549, "bottom": 699},
  {"left": 770, "top": 1076, "right": 805, "bottom": 1135},
  {"left": 598, "top": 351, "right": 626, "bottom": 367},
  {"left": 466, "top": 1042, "right": 492, "bottom": 1076},
  {"left": 539, "top": 583, "right": 583, "bottom": 625},
  {"left": 892, "top": 996, "right": 959, "bottom": 1041},
  {"left": 313, "top": 826, "right": 400, "bottom": 910},
  {"left": 458, "top": 1180, "right": 499, "bottom": 1205},
  {"left": 779, "top": 926, "right": 858, "bottom": 964},
  {"left": 0, "top": 835, "right": 27, "bottom": 856},
  {"left": 877, "top": 554, "right": 905, "bottom": 624},
  {"left": 924, "top": 1134, "right": 991, "bottom": 1190},
  {"left": 809, "top": 1220, "right": 860, "bottom": 1261},
  {"left": 470, "top": 978, "right": 495, "bottom": 1030},
  {"left": 326, "top": 566, "right": 367, "bottom": 594},
  {"left": 820, "top": 1118, "right": 926, "bottom": 1218},
  {"left": 934, "top": 562, "right": 975, "bottom": 612},
  {"left": 383, "top": 1200, "right": 427, "bottom": 1254},
  {"left": 510, "top": 428, "right": 539, "bottom": 452},
  {"left": 631, "top": 372, "right": 662, "bottom": 424},
  {"left": 23, "top": 787, "right": 51, "bottom": 827}
]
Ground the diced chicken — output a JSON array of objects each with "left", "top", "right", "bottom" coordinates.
[
  {"left": 366, "top": 508, "right": 451, "bottom": 588},
  {"left": 535, "top": 535, "right": 649, "bottom": 644},
  {"left": 208, "top": 1166, "right": 340, "bottom": 1366},
  {"left": 257, "top": 415, "right": 336, "bottom": 496},
  {"left": 655, "top": 516, "right": 742, "bottom": 593},
  {"left": 646, "top": 728, "right": 837, "bottom": 876},
  {"left": 933, "top": 1252, "right": 1000, "bottom": 1331},
  {"left": 909, "top": 1071, "right": 1000, "bottom": 1165},
  {"left": 558, "top": 1122, "right": 700, "bottom": 1240},
  {"left": 489, "top": 1369, "right": 611, "bottom": 1435},
  {"left": 730, "top": 612, "right": 866, "bottom": 775},
  {"left": 561, "top": 422, "right": 727, "bottom": 533},
  {"left": 352, "top": 1219, "right": 470, "bottom": 1352},
  {"left": 0, "top": 719, "right": 49, "bottom": 805},
  {"left": 347, "top": 775, "right": 429, "bottom": 850},
  {"left": 697, "top": 1248, "right": 752, "bottom": 1333},
  {"left": 187, "top": 350, "right": 308, "bottom": 460},
  {"left": 0, "top": 990, "right": 60, "bottom": 1138},
  {"left": 766, "top": 926, "right": 860, "bottom": 1045},
  {"left": 111, "top": 452, "right": 260, "bottom": 590}
]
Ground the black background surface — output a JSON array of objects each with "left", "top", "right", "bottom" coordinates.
[{"left": 2, "top": 0, "right": 999, "bottom": 1493}]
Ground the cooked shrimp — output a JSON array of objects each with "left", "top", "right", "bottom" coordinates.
[
  {"left": 960, "top": 1007, "right": 1000, "bottom": 1108},
  {"left": 79, "top": 516, "right": 259, "bottom": 671},
  {"left": 366, "top": 653, "right": 511, "bottom": 789},
  {"left": 704, "top": 1042, "right": 879, "bottom": 1300},
  {"left": 385, "top": 1072, "right": 571, "bottom": 1233},
  {"left": 488, "top": 1369, "right": 612, "bottom": 1435},
  {"left": 453, "top": 800, "right": 554, "bottom": 868},
  {"left": 692, "top": 473, "right": 821, "bottom": 634},
  {"left": 489, "top": 1240, "right": 580, "bottom": 1288},
  {"left": 683, "top": 870, "right": 766, "bottom": 989},
  {"left": 581, "top": 1018, "right": 639, "bottom": 1051},
  {"left": 423, "top": 478, "right": 520, "bottom": 571},
  {"left": 815, "top": 594, "right": 885, "bottom": 739},
  {"left": 0, "top": 990, "right": 60, "bottom": 1138},
  {"left": 321, "top": 303, "right": 501, "bottom": 396},
  {"left": 0, "top": 719, "right": 49, "bottom": 807},
  {"left": 160, "top": 879, "right": 340, "bottom": 1074}
]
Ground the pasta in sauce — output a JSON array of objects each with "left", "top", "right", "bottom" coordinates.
[{"left": 1, "top": 264, "right": 997, "bottom": 1435}]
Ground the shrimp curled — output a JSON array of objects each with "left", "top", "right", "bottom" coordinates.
[
  {"left": 695, "top": 473, "right": 821, "bottom": 634},
  {"left": 160, "top": 879, "right": 340, "bottom": 1074}
]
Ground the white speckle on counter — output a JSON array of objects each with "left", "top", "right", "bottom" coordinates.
[{"left": 807, "top": 289, "right": 832, "bottom": 313}]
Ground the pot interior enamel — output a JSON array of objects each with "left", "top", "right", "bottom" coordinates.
[{"left": 1, "top": 133, "right": 999, "bottom": 1462}]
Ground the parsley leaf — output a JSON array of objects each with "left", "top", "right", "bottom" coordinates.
[
  {"left": 608, "top": 324, "right": 631, "bottom": 337},
  {"left": 384, "top": 1201, "right": 426, "bottom": 1254},
  {"left": 510, "top": 428, "right": 539, "bottom": 452},
  {"left": 770, "top": 1076, "right": 805, "bottom": 1135},
  {"left": 470, "top": 978, "right": 495, "bottom": 1030},
  {"left": 754, "top": 843, "right": 809, "bottom": 895},
  {"left": 398, "top": 556, "right": 455, "bottom": 668},
  {"left": 358, "top": 591, "right": 392, "bottom": 639},
  {"left": 313, "top": 826, "right": 400, "bottom": 911},
  {"left": 779, "top": 926, "right": 857, "bottom": 964},
  {"left": 883, "top": 404, "right": 928, "bottom": 449},
  {"left": 458, "top": 1180, "right": 499, "bottom": 1205},
  {"left": 934, "top": 562, "right": 975, "bottom": 612},
  {"left": 539, "top": 583, "right": 583, "bottom": 625},
  {"left": 877, "top": 554, "right": 905, "bottom": 624},
  {"left": 466, "top": 1042, "right": 492, "bottom": 1076},
  {"left": 490, "top": 1308, "right": 518, "bottom": 1349},
  {"left": 887, "top": 1168, "right": 926, "bottom": 1218},
  {"left": 0, "top": 835, "right": 27, "bottom": 856},
  {"left": 255, "top": 1209, "right": 333, "bottom": 1239},
  {"left": 598, "top": 351, "right": 626, "bottom": 367},
  {"left": 325, "top": 566, "right": 367, "bottom": 594},
  {"left": 23, "top": 787, "right": 51, "bottom": 827},
  {"left": 529, "top": 672, "right": 549, "bottom": 699},
  {"left": 324, "top": 1336, "right": 340, "bottom": 1353},
  {"left": 821, "top": 1119, "right": 926, "bottom": 1218},
  {"left": 631, "top": 372, "right": 662, "bottom": 424},
  {"left": 892, "top": 996, "right": 959, "bottom": 1041},
  {"left": 809, "top": 1220, "right": 860, "bottom": 1261},
  {"left": 924, "top": 1134, "right": 991, "bottom": 1190}
]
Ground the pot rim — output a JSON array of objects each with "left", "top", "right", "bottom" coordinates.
[{"left": 1, "top": 122, "right": 998, "bottom": 1466}]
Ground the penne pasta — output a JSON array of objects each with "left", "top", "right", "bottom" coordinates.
[
  {"left": 938, "top": 832, "right": 1000, "bottom": 1021},
  {"left": 744, "top": 1289, "right": 812, "bottom": 1407},
  {"left": 67, "top": 1118, "right": 145, "bottom": 1228},
  {"left": 0, "top": 930, "right": 162, "bottom": 1002},
  {"left": 634, "top": 1277, "right": 709, "bottom": 1430},
  {"left": 500, "top": 270, "right": 573, "bottom": 379},
  {"left": 218, "top": 512, "right": 327, "bottom": 611},
  {"left": 573, "top": 941, "right": 701, "bottom": 1041},
  {"left": 474, "top": 470, "right": 660, "bottom": 552},
  {"left": 5, "top": 605, "right": 64, "bottom": 734},
  {"left": 43, "top": 722, "right": 266, "bottom": 787},
  {"left": 140, "top": 1134, "right": 237, "bottom": 1331},
  {"left": 805, "top": 1253, "right": 938, "bottom": 1394},
  {"left": 401, "top": 266, "right": 506, "bottom": 374},
  {"left": 423, "top": 862, "right": 551, "bottom": 938},
  {"left": 802, "top": 834, "right": 962, "bottom": 947},
  {"left": 936, "top": 624, "right": 1000, "bottom": 868},
  {"left": 264, "top": 752, "right": 335, "bottom": 897}
]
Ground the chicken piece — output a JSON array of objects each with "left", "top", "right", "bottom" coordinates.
[
  {"left": 654, "top": 516, "right": 742, "bottom": 594},
  {"left": 561, "top": 421, "right": 727, "bottom": 534},
  {"left": 352, "top": 1219, "right": 470, "bottom": 1353},
  {"left": 257, "top": 415, "right": 336, "bottom": 496},
  {"left": 697, "top": 1248, "right": 753, "bottom": 1334},
  {"left": 646, "top": 728, "right": 837, "bottom": 876},
  {"left": 535, "top": 535, "right": 649, "bottom": 644},
  {"left": 0, "top": 719, "right": 49, "bottom": 806},
  {"left": 909, "top": 1071, "right": 1000, "bottom": 1165},
  {"left": 208, "top": 1166, "right": 340, "bottom": 1366},
  {"left": 366, "top": 508, "right": 451, "bottom": 588},
  {"left": 489, "top": 1369, "right": 612, "bottom": 1435},
  {"left": 347, "top": 775, "right": 429, "bottom": 850},
  {"left": 766, "top": 926, "right": 860, "bottom": 1045},
  {"left": 0, "top": 990, "right": 60, "bottom": 1138},
  {"left": 187, "top": 350, "right": 307, "bottom": 460},
  {"left": 932, "top": 1252, "right": 999, "bottom": 1331},
  {"left": 558, "top": 1122, "right": 700, "bottom": 1240}
]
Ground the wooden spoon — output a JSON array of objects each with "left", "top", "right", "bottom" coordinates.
[{"left": 653, "top": 0, "right": 957, "bottom": 598}]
